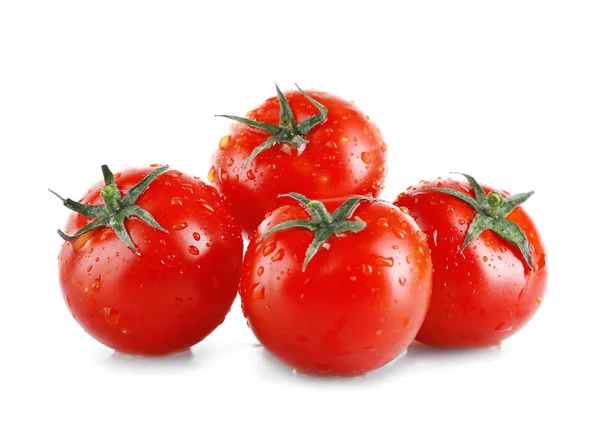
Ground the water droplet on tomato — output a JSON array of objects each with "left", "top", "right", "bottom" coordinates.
[
  {"left": 494, "top": 322, "right": 513, "bottom": 332},
  {"left": 458, "top": 219, "right": 466, "bottom": 225},
  {"left": 263, "top": 241, "right": 276, "bottom": 256},
  {"left": 219, "top": 135, "right": 231, "bottom": 149},
  {"left": 257, "top": 266, "right": 264, "bottom": 276},
  {"left": 483, "top": 256, "right": 488, "bottom": 262},
  {"left": 373, "top": 255, "right": 394, "bottom": 267},
  {"left": 403, "top": 317, "right": 411, "bottom": 328},
  {"left": 87, "top": 265, "right": 93, "bottom": 272},
  {"left": 193, "top": 232, "right": 201, "bottom": 241},
  {"left": 399, "top": 277, "right": 407, "bottom": 286},
  {"left": 376, "top": 218, "right": 389, "bottom": 227},
  {"left": 226, "top": 157, "right": 234, "bottom": 167},
  {"left": 375, "top": 328, "right": 383, "bottom": 336},
  {"left": 251, "top": 284, "right": 265, "bottom": 300},
  {"left": 171, "top": 197, "right": 183, "bottom": 206},
  {"left": 207, "top": 166, "right": 215, "bottom": 183},
  {"left": 361, "top": 152, "right": 372, "bottom": 164},
  {"left": 181, "top": 184, "right": 194, "bottom": 194},
  {"left": 103, "top": 307, "right": 120, "bottom": 325},
  {"left": 349, "top": 275, "right": 357, "bottom": 282},
  {"left": 536, "top": 298, "right": 541, "bottom": 306},
  {"left": 362, "top": 264, "right": 373, "bottom": 276},
  {"left": 188, "top": 245, "right": 200, "bottom": 255},
  {"left": 246, "top": 169, "right": 255, "bottom": 181},
  {"left": 66, "top": 296, "right": 72, "bottom": 307},
  {"left": 393, "top": 228, "right": 406, "bottom": 239},
  {"left": 219, "top": 169, "right": 229, "bottom": 182},
  {"left": 172, "top": 222, "right": 188, "bottom": 231},
  {"left": 272, "top": 249, "right": 285, "bottom": 262}
]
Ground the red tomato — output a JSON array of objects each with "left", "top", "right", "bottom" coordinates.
[
  {"left": 240, "top": 194, "right": 432, "bottom": 375},
  {"left": 209, "top": 86, "right": 387, "bottom": 232},
  {"left": 55, "top": 165, "right": 242, "bottom": 355},
  {"left": 394, "top": 174, "right": 548, "bottom": 348}
]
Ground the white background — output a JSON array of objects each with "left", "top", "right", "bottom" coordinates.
[{"left": 1, "top": 1, "right": 599, "bottom": 423}]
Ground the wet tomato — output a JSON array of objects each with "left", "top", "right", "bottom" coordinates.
[
  {"left": 394, "top": 174, "right": 548, "bottom": 348},
  {"left": 54, "top": 165, "right": 243, "bottom": 355},
  {"left": 209, "top": 86, "right": 387, "bottom": 232},
  {"left": 240, "top": 194, "right": 432, "bottom": 375}
]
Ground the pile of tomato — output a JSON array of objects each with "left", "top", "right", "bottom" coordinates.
[{"left": 53, "top": 86, "right": 548, "bottom": 375}]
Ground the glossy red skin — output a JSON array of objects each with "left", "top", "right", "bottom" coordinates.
[
  {"left": 209, "top": 90, "right": 387, "bottom": 232},
  {"left": 240, "top": 198, "right": 432, "bottom": 376},
  {"left": 58, "top": 166, "right": 243, "bottom": 355},
  {"left": 394, "top": 178, "right": 548, "bottom": 348}
]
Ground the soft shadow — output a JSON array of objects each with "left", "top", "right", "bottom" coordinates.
[
  {"left": 104, "top": 348, "right": 200, "bottom": 370},
  {"left": 254, "top": 341, "right": 503, "bottom": 384}
]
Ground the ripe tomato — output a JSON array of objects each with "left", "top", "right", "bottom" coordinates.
[
  {"left": 394, "top": 174, "right": 548, "bottom": 348},
  {"left": 54, "top": 165, "right": 243, "bottom": 355},
  {"left": 240, "top": 194, "right": 432, "bottom": 375},
  {"left": 209, "top": 85, "right": 387, "bottom": 232}
]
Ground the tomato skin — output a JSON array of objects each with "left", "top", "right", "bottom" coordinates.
[
  {"left": 240, "top": 198, "right": 432, "bottom": 375},
  {"left": 210, "top": 90, "right": 387, "bottom": 232},
  {"left": 58, "top": 166, "right": 243, "bottom": 355},
  {"left": 394, "top": 178, "right": 548, "bottom": 348}
]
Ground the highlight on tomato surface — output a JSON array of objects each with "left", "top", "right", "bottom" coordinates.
[
  {"left": 394, "top": 173, "right": 548, "bottom": 348},
  {"left": 240, "top": 193, "right": 433, "bottom": 376},
  {"left": 209, "top": 84, "right": 388, "bottom": 233},
  {"left": 52, "top": 164, "right": 243, "bottom": 355}
]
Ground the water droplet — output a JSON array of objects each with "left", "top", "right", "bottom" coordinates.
[
  {"left": 207, "top": 166, "right": 216, "bottom": 183},
  {"left": 219, "top": 135, "right": 231, "bottom": 149},
  {"left": 263, "top": 241, "right": 276, "bottom": 256},
  {"left": 272, "top": 249, "right": 285, "bottom": 262},
  {"left": 167, "top": 254, "right": 176, "bottom": 260},
  {"left": 349, "top": 275, "right": 357, "bottom": 282},
  {"left": 373, "top": 255, "right": 394, "bottom": 267},
  {"left": 399, "top": 277, "right": 407, "bottom": 286},
  {"left": 376, "top": 218, "right": 389, "bottom": 227},
  {"left": 188, "top": 245, "right": 200, "bottom": 255},
  {"left": 246, "top": 169, "right": 256, "bottom": 180},
  {"left": 193, "top": 232, "right": 201, "bottom": 241},
  {"left": 536, "top": 298, "right": 541, "bottom": 306},
  {"left": 251, "top": 284, "right": 265, "bottom": 300},
  {"left": 171, "top": 197, "right": 183, "bottom": 206},
  {"left": 257, "top": 266, "right": 264, "bottom": 276},
  {"left": 219, "top": 168, "right": 229, "bottom": 182},
  {"left": 341, "top": 136, "right": 349, "bottom": 143},
  {"left": 361, "top": 152, "right": 372, "bottom": 164},
  {"left": 66, "top": 296, "right": 72, "bottom": 307},
  {"left": 362, "top": 264, "right": 373, "bottom": 276},
  {"left": 406, "top": 256, "right": 411, "bottom": 264},
  {"left": 92, "top": 275, "right": 102, "bottom": 292},
  {"left": 181, "top": 184, "right": 194, "bottom": 194},
  {"left": 325, "top": 141, "right": 337, "bottom": 149},
  {"left": 458, "top": 219, "right": 466, "bottom": 225},
  {"left": 197, "top": 200, "right": 215, "bottom": 213},
  {"left": 103, "top": 307, "right": 120, "bottom": 325},
  {"left": 403, "top": 317, "right": 411, "bottom": 328},
  {"left": 226, "top": 157, "right": 234, "bottom": 167},
  {"left": 483, "top": 256, "right": 488, "bottom": 262},
  {"left": 393, "top": 228, "right": 406, "bottom": 239},
  {"left": 86, "top": 265, "right": 93, "bottom": 272},
  {"left": 375, "top": 328, "right": 383, "bottom": 336},
  {"left": 172, "top": 222, "right": 188, "bottom": 231},
  {"left": 495, "top": 322, "right": 513, "bottom": 332},
  {"left": 432, "top": 230, "right": 438, "bottom": 246}
]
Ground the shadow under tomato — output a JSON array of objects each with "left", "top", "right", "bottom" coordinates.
[
  {"left": 104, "top": 348, "right": 200, "bottom": 370},
  {"left": 254, "top": 341, "right": 503, "bottom": 384}
]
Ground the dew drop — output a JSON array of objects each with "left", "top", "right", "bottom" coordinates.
[
  {"left": 376, "top": 218, "right": 389, "bottom": 227},
  {"left": 188, "top": 245, "right": 200, "bottom": 255},
  {"left": 252, "top": 284, "right": 265, "bottom": 300},
  {"left": 272, "top": 249, "right": 285, "bottom": 262},
  {"left": 219, "top": 169, "right": 229, "bottom": 182},
  {"left": 172, "top": 222, "right": 188, "bottom": 231},
  {"left": 349, "top": 275, "right": 357, "bottom": 282},
  {"left": 257, "top": 266, "right": 264, "bottom": 277},
  {"left": 197, "top": 200, "right": 215, "bottom": 213},
  {"left": 375, "top": 328, "right": 383, "bottom": 336},
  {"left": 393, "top": 228, "right": 406, "bottom": 239},
  {"left": 181, "top": 184, "right": 194, "bottom": 194},
  {"left": 86, "top": 265, "right": 93, "bottom": 272},
  {"left": 219, "top": 135, "right": 231, "bottom": 149},
  {"left": 361, "top": 152, "right": 372, "bottom": 164},
  {"left": 193, "top": 232, "right": 201, "bottom": 241},
  {"left": 536, "top": 298, "right": 541, "bottom": 306},
  {"left": 373, "top": 255, "right": 394, "bottom": 267},
  {"left": 66, "top": 296, "right": 72, "bottom": 307},
  {"left": 362, "top": 264, "right": 373, "bottom": 276},
  {"left": 483, "top": 256, "right": 488, "bottom": 262},
  {"left": 207, "top": 166, "right": 215, "bottom": 183},
  {"left": 246, "top": 169, "right": 256, "bottom": 181},
  {"left": 263, "top": 241, "right": 276, "bottom": 256},
  {"left": 399, "top": 277, "right": 407, "bottom": 286},
  {"left": 103, "top": 307, "right": 120, "bottom": 325},
  {"left": 171, "top": 197, "right": 183, "bottom": 206},
  {"left": 458, "top": 219, "right": 466, "bottom": 225}
]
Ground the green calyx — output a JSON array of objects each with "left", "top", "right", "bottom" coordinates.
[
  {"left": 216, "top": 84, "right": 328, "bottom": 170},
  {"left": 51, "top": 164, "right": 170, "bottom": 255},
  {"left": 429, "top": 173, "right": 535, "bottom": 270},
  {"left": 258, "top": 193, "right": 376, "bottom": 271}
]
